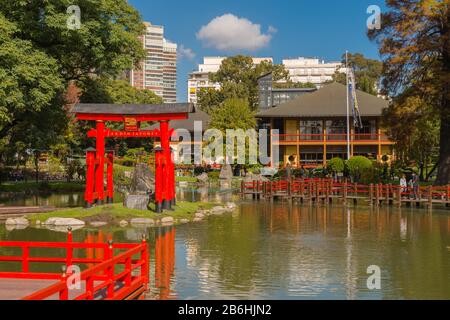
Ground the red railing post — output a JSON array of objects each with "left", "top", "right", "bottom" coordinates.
[
  {"left": 22, "top": 245, "right": 29, "bottom": 273},
  {"left": 95, "top": 121, "right": 106, "bottom": 205},
  {"left": 141, "top": 235, "right": 149, "bottom": 290},
  {"left": 106, "top": 240, "right": 114, "bottom": 299},
  {"left": 66, "top": 227, "right": 73, "bottom": 269},
  {"left": 60, "top": 266, "right": 69, "bottom": 300},
  {"left": 155, "top": 147, "right": 164, "bottom": 213},
  {"left": 106, "top": 150, "right": 114, "bottom": 204},
  {"left": 85, "top": 148, "right": 96, "bottom": 208},
  {"left": 86, "top": 275, "right": 94, "bottom": 300}
]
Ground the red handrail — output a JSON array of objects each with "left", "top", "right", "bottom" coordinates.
[{"left": 0, "top": 232, "right": 149, "bottom": 300}]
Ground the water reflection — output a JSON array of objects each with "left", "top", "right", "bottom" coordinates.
[{"left": 0, "top": 201, "right": 449, "bottom": 300}]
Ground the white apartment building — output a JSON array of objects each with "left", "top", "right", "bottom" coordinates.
[
  {"left": 130, "top": 22, "right": 177, "bottom": 103},
  {"left": 188, "top": 57, "right": 273, "bottom": 104},
  {"left": 282, "top": 57, "right": 343, "bottom": 87}
]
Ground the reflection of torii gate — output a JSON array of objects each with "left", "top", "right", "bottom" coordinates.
[{"left": 72, "top": 103, "right": 193, "bottom": 213}]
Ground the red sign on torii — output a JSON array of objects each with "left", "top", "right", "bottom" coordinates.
[{"left": 72, "top": 103, "right": 193, "bottom": 213}]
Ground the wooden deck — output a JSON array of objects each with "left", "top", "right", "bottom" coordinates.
[
  {"left": 0, "top": 279, "right": 56, "bottom": 300},
  {"left": 0, "top": 278, "right": 146, "bottom": 300},
  {"left": 0, "top": 206, "right": 56, "bottom": 220}
]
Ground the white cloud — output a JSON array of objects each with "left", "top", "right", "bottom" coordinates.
[
  {"left": 178, "top": 44, "right": 196, "bottom": 61},
  {"left": 196, "top": 14, "right": 275, "bottom": 51}
]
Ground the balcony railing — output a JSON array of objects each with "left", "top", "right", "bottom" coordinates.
[{"left": 273, "top": 133, "right": 391, "bottom": 143}]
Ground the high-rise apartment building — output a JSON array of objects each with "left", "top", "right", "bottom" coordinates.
[
  {"left": 282, "top": 57, "right": 343, "bottom": 87},
  {"left": 130, "top": 22, "right": 177, "bottom": 103},
  {"left": 188, "top": 57, "right": 273, "bottom": 104}
]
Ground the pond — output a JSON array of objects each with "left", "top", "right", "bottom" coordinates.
[
  {"left": 0, "top": 181, "right": 237, "bottom": 207},
  {"left": 0, "top": 192, "right": 449, "bottom": 300}
]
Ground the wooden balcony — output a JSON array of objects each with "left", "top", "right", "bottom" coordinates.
[{"left": 272, "top": 133, "right": 394, "bottom": 146}]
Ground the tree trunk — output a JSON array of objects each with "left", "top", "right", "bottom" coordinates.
[{"left": 435, "top": 103, "right": 450, "bottom": 185}]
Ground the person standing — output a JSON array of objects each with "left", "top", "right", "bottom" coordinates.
[
  {"left": 286, "top": 162, "right": 292, "bottom": 180},
  {"left": 400, "top": 174, "right": 407, "bottom": 199},
  {"left": 412, "top": 173, "right": 420, "bottom": 200}
]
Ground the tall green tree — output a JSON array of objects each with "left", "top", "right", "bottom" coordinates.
[
  {"left": 0, "top": 1, "right": 148, "bottom": 168},
  {"left": 80, "top": 78, "right": 163, "bottom": 105},
  {"left": 0, "top": 13, "right": 64, "bottom": 160},
  {"left": 198, "top": 55, "right": 290, "bottom": 113},
  {"left": 332, "top": 52, "right": 382, "bottom": 95},
  {"left": 368, "top": 0, "right": 450, "bottom": 185},
  {"left": 383, "top": 91, "right": 439, "bottom": 181},
  {"left": 0, "top": 0, "right": 145, "bottom": 83},
  {"left": 209, "top": 98, "right": 257, "bottom": 165}
]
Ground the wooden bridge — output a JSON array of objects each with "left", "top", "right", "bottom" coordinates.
[
  {"left": 0, "top": 229, "right": 149, "bottom": 300},
  {"left": 241, "top": 178, "right": 450, "bottom": 210}
]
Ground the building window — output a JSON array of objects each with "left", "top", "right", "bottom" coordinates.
[
  {"left": 300, "top": 121, "right": 322, "bottom": 140},
  {"left": 326, "top": 120, "right": 347, "bottom": 141}
]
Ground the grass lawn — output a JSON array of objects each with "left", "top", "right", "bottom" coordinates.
[
  {"left": 176, "top": 176, "right": 199, "bottom": 183},
  {"left": 28, "top": 201, "right": 217, "bottom": 224},
  {"left": 0, "top": 181, "right": 85, "bottom": 193}
]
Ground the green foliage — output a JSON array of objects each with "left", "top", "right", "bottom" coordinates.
[
  {"left": 210, "top": 98, "right": 256, "bottom": 132},
  {"left": 0, "top": 181, "right": 84, "bottom": 193},
  {"left": 368, "top": 0, "right": 450, "bottom": 185},
  {"left": 273, "top": 82, "right": 316, "bottom": 89},
  {"left": 332, "top": 52, "right": 382, "bottom": 95},
  {"left": 0, "top": 1, "right": 148, "bottom": 176},
  {"left": 80, "top": 78, "right": 163, "bottom": 104},
  {"left": 382, "top": 90, "right": 439, "bottom": 181},
  {"left": 0, "top": 0, "right": 145, "bottom": 82},
  {"left": 28, "top": 202, "right": 217, "bottom": 223},
  {"left": 207, "top": 171, "right": 220, "bottom": 181},
  {"left": 0, "top": 13, "right": 64, "bottom": 138},
  {"left": 346, "top": 156, "right": 373, "bottom": 182},
  {"left": 113, "top": 164, "right": 133, "bottom": 190},
  {"left": 327, "top": 157, "right": 345, "bottom": 173},
  {"left": 198, "top": 55, "right": 290, "bottom": 113}
]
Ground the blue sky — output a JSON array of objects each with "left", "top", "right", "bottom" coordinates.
[{"left": 129, "top": 0, "right": 387, "bottom": 102}]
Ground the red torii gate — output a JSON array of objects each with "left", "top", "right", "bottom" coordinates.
[{"left": 72, "top": 103, "right": 193, "bottom": 213}]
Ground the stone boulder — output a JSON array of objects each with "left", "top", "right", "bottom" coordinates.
[
  {"left": 219, "top": 164, "right": 233, "bottom": 180},
  {"left": 44, "top": 218, "right": 85, "bottom": 227},
  {"left": 5, "top": 217, "right": 29, "bottom": 226},
  {"left": 161, "top": 217, "right": 174, "bottom": 225},
  {"left": 130, "top": 218, "right": 155, "bottom": 226},
  {"left": 130, "top": 163, "right": 155, "bottom": 194},
  {"left": 197, "top": 173, "right": 209, "bottom": 184},
  {"left": 119, "top": 220, "right": 129, "bottom": 227},
  {"left": 194, "top": 212, "right": 205, "bottom": 219},
  {"left": 123, "top": 194, "right": 150, "bottom": 211}
]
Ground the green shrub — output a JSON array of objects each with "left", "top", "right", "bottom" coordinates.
[
  {"left": 346, "top": 156, "right": 373, "bottom": 182},
  {"left": 327, "top": 157, "right": 345, "bottom": 173},
  {"left": 208, "top": 171, "right": 220, "bottom": 181}
]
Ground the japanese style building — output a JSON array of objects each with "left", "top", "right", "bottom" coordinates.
[{"left": 256, "top": 82, "right": 395, "bottom": 168}]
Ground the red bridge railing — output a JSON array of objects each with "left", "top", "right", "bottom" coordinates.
[{"left": 0, "top": 230, "right": 149, "bottom": 300}]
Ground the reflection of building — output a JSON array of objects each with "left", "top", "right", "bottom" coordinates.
[
  {"left": 188, "top": 57, "right": 273, "bottom": 104},
  {"left": 130, "top": 22, "right": 177, "bottom": 103},
  {"left": 282, "top": 57, "right": 344, "bottom": 87},
  {"left": 256, "top": 82, "right": 394, "bottom": 167}
]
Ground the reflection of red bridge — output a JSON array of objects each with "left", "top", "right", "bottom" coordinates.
[{"left": 0, "top": 230, "right": 149, "bottom": 300}]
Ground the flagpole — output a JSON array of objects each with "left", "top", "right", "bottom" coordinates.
[{"left": 345, "top": 51, "right": 351, "bottom": 160}]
